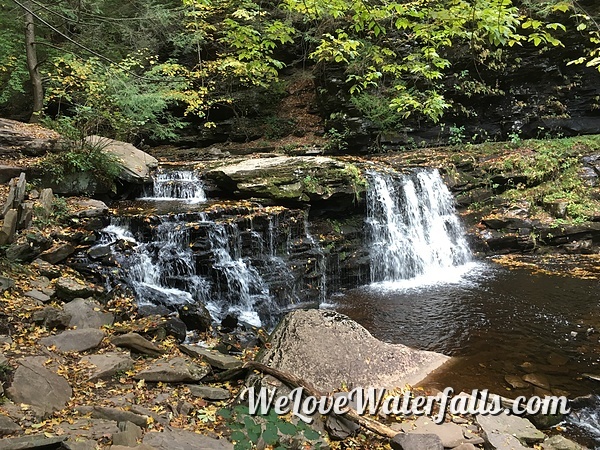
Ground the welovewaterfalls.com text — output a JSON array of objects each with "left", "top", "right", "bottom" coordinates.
[{"left": 240, "top": 387, "right": 570, "bottom": 424}]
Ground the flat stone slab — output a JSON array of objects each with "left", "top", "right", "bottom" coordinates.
[
  {"left": 40, "top": 328, "right": 105, "bottom": 353},
  {"left": 75, "top": 406, "right": 148, "bottom": 428},
  {"left": 56, "top": 418, "right": 120, "bottom": 440},
  {"left": 0, "top": 434, "right": 67, "bottom": 450},
  {"left": 81, "top": 352, "right": 134, "bottom": 380},
  {"left": 134, "top": 357, "right": 209, "bottom": 383},
  {"left": 6, "top": 357, "right": 72, "bottom": 417},
  {"left": 404, "top": 416, "right": 466, "bottom": 448},
  {"left": 55, "top": 277, "right": 103, "bottom": 301},
  {"left": 179, "top": 345, "right": 242, "bottom": 370},
  {"left": 477, "top": 413, "right": 546, "bottom": 446},
  {"left": 391, "top": 433, "right": 444, "bottom": 450},
  {"left": 258, "top": 309, "right": 450, "bottom": 391},
  {"left": 542, "top": 435, "right": 585, "bottom": 449},
  {"left": 0, "top": 415, "right": 21, "bottom": 436},
  {"left": 24, "top": 290, "right": 50, "bottom": 303},
  {"left": 111, "top": 333, "right": 165, "bottom": 356},
  {"left": 187, "top": 385, "right": 230, "bottom": 400},
  {"left": 143, "top": 429, "right": 233, "bottom": 450},
  {"left": 64, "top": 298, "right": 114, "bottom": 329}
]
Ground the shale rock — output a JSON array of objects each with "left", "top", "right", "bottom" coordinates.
[
  {"left": 134, "top": 357, "right": 209, "bottom": 383},
  {"left": 142, "top": 429, "right": 233, "bottom": 450},
  {"left": 64, "top": 298, "right": 114, "bottom": 329},
  {"left": 39, "top": 328, "right": 105, "bottom": 353},
  {"left": 80, "top": 352, "right": 134, "bottom": 380},
  {"left": 111, "top": 333, "right": 165, "bottom": 357},
  {"left": 55, "top": 277, "right": 103, "bottom": 301}
]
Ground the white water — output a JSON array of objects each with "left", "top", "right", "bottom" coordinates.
[
  {"left": 139, "top": 168, "right": 207, "bottom": 203},
  {"left": 366, "top": 169, "right": 472, "bottom": 286}
]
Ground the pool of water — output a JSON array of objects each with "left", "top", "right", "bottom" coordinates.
[{"left": 333, "top": 261, "right": 600, "bottom": 399}]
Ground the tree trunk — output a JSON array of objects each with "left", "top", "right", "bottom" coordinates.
[{"left": 24, "top": 2, "right": 43, "bottom": 123}]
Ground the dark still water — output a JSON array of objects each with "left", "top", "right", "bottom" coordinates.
[{"left": 332, "top": 262, "right": 600, "bottom": 399}]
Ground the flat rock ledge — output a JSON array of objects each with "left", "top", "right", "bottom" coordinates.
[{"left": 257, "top": 309, "right": 450, "bottom": 392}]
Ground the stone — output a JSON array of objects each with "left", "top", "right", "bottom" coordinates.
[
  {"left": 111, "top": 333, "right": 165, "bottom": 357},
  {"left": 390, "top": 433, "right": 444, "bottom": 450},
  {"left": 57, "top": 418, "right": 119, "bottom": 440},
  {"left": 179, "top": 345, "right": 242, "bottom": 370},
  {"left": 161, "top": 317, "right": 187, "bottom": 343},
  {"left": 0, "top": 353, "right": 7, "bottom": 366},
  {"left": 111, "top": 446, "right": 156, "bottom": 450},
  {"left": 452, "top": 444, "right": 478, "bottom": 450},
  {"left": 85, "top": 136, "right": 158, "bottom": 184},
  {"left": 1, "top": 179, "right": 16, "bottom": 219},
  {"left": 476, "top": 413, "right": 546, "bottom": 446},
  {"left": 75, "top": 406, "right": 149, "bottom": 428},
  {"left": 504, "top": 374, "right": 530, "bottom": 389},
  {"left": 0, "top": 276, "right": 15, "bottom": 293},
  {"left": 87, "top": 244, "right": 112, "bottom": 260},
  {"left": 81, "top": 352, "right": 134, "bottom": 380},
  {"left": 32, "top": 306, "right": 72, "bottom": 329},
  {"left": 325, "top": 413, "right": 360, "bottom": 440},
  {"left": 112, "top": 421, "right": 142, "bottom": 447},
  {"left": 522, "top": 373, "right": 551, "bottom": 390},
  {"left": 541, "top": 435, "right": 585, "bottom": 450},
  {"left": 16, "top": 202, "right": 33, "bottom": 230},
  {"left": 5, "top": 242, "right": 39, "bottom": 262},
  {"left": 24, "top": 290, "right": 50, "bottom": 303},
  {"left": 134, "top": 357, "right": 209, "bottom": 383},
  {"left": 0, "top": 209, "right": 18, "bottom": 245},
  {"left": 14, "top": 173, "right": 26, "bottom": 207},
  {"left": 37, "top": 188, "right": 54, "bottom": 221},
  {"left": 406, "top": 416, "right": 466, "bottom": 448},
  {"left": 0, "top": 415, "right": 21, "bottom": 436},
  {"left": 143, "top": 429, "right": 233, "bottom": 450},
  {"left": 64, "top": 298, "right": 114, "bottom": 329},
  {"left": 547, "top": 353, "right": 569, "bottom": 366},
  {"left": 40, "top": 328, "right": 105, "bottom": 353},
  {"left": 6, "top": 357, "right": 72, "bottom": 417},
  {"left": 55, "top": 277, "right": 103, "bottom": 301},
  {"left": 0, "top": 336, "right": 13, "bottom": 345},
  {"left": 206, "top": 156, "right": 366, "bottom": 207},
  {"left": 0, "top": 165, "right": 23, "bottom": 184},
  {"left": 186, "top": 385, "right": 230, "bottom": 400},
  {"left": 40, "top": 242, "right": 76, "bottom": 264},
  {"left": 61, "top": 438, "right": 98, "bottom": 450},
  {"left": 257, "top": 310, "right": 449, "bottom": 392},
  {"left": 31, "top": 259, "right": 61, "bottom": 279},
  {"left": 69, "top": 198, "right": 109, "bottom": 218},
  {"left": 178, "top": 303, "right": 212, "bottom": 332},
  {"left": 0, "top": 434, "right": 67, "bottom": 450}
]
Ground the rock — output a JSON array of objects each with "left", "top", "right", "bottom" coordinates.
[
  {"left": 111, "top": 333, "right": 165, "bottom": 357},
  {"left": 32, "top": 306, "right": 72, "bottom": 329},
  {"left": 179, "top": 345, "right": 242, "bottom": 370},
  {"left": 16, "top": 202, "right": 33, "bottom": 230},
  {"left": 206, "top": 156, "right": 365, "bottom": 207},
  {"left": 112, "top": 421, "right": 143, "bottom": 447},
  {"left": 57, "top": 418, "right": 120, "bottom": 441},
  {"left": 37, "top": 188, "right": 54, "bottom": 222},
  {"left": 0, "top": 353, "right": 7, "bottom": 366},
  {"left": 0, "top": 209, "right": 18, "bottom": 245},
  {"left": 476, "top": 413, "right": 546, "bottom": 446},
  {"left": 522, "top": 373, "right": 551, "bottom": 390},
  {"left": 143, "top": 429, "right": 233, "bottom": 450},
  {"left": 75, "top": 406, "right": 149, "bottom": 428},
  {"left": 81, "top": 352, "right": 134, "bottom": 380},
  {"left": 505, "top": 374, "right": 530, "bottom": 389},
  {"left": 161, "top": 317, "right": 187, "bottom": 343},
  {"left": 110, "top": 446, "right": 157, "bottom": 450},
  {"left": 55, "top": 277, "right": 103, "bottom": 301},
  {"left": 0, "top": 434, "right": 67, "bottom": 450},
  {"left": 390, "top": 433, "right": 444, "bottom": 450},
  {"left": 406, "top": 416, "right": 466, "bottom": 448},
  {"left": 69, "top": 198, "right": 109, "bottom": 218},
  {"left": 5, "top": 242, "right": 39, "bottom": 263},
  {"left": 0, "top": 276, "right": 15, "bottom": 293},
  {"left": 85, "top": 136, "right": 158, "bottom": 184},
  {"left": 64, "top": 298, "right": 114, "bottom": 329},
  {"left": 0, "top": 118, "right": 61, "bottom": 156},
  {"left": 0, "top": 166, "right": 23, "bottom": 185},
  {"left": 325, "top": 414, "right": 360, "bottom": 440},
  {"left": 24, "top": 290, "right": 50, "bottom": 303},
  {"left": 87, "top": 244, "right": 112, "bottom": 260},
  {"left": 541, "top": 435, "right": 585, "bottom": 450},
  {"left": 545, "top": 353, "right": 568, "bottom": 366},
  {"left": 452, "top": 444, "right": 478, "bottom": 450},
  {"left": 40, "top": 328, "right": 105, "bottom": 353},
  {"left": 186, "top": 385, "right": 230, "bottom": 400},
  {"left": 178, "top": 303, "right": 212, "bottom": 332},
  {"left": 486, "top": 433, "right": 530, "bottom": 450},
  {"left": 256, "top": 310, "right": 449, "bottom": 392},
  {"left": 61, "top": 438, "right": 98, "bottom": 450},
  {"left": 0, "top": 336, "right": 12, "bottom": 345},
  {"left": 1, "top": 179, "right": 16, "bottom": 219},
  {"left": 134, "top": 357, "right": 209, "bottom": 383},
  {"left": 6, "top": 357, "right": 72, "bottom": 418},
  {"left": 31, "top": 259, "right": 61, "bottom": 279},
  {"left": 39, "top": 243, "right": 76, "bottom": 264},
  {"left": 0, "top": 415, "right": 21, "bottom": 436}
]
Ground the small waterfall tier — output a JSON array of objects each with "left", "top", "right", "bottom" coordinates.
[
  {"left": 366, "top": 168, "right": 471, "bottom": 284},
  {"left": 140, "top": 167, "right": 206, "bottom": 203}
]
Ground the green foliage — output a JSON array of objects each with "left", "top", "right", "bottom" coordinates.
[
  {"left": 323, "top": 126, "right": 350, "bottom": 153},
  {"left": 448, "top": 125, "right": 466, "bottom": 146},
  {"left": 218, "top": 405, "right": 323, "bottom": 450},
  {"left": 264, "top": 116, "right": 297, "bottom": 139}
]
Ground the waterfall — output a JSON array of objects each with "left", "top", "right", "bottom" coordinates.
[
  {"left": 96, "top": 165, "right": 328, "bottom": 328},
  {"left": 140, "top": 167, "right": 206, "bottom": 203},
  {"left": 366, "top": 168, "right": 471, "bottom": 285}
]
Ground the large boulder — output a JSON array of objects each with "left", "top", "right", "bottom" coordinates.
[
  {"left": 256, "top": 309, "right": 450, "bottom": 392},
  {"left": 206, "top": 156, "right": 365, "bottom": 208},
  {"left": 85, "top": 135, "right": 158, "bottom": 184},
  {"left": 0, "top": 118, "right": 61, "bottom": 157}
]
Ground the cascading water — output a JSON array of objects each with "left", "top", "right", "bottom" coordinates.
[
  {"left": 140, "top": 167, "right": 207, "bottom": 203},
  {"left": 366, "top": 168, "right": 471, "bottom": 285},
  {"left": 96, "top": 166, "right": 327, "bottom": 328}
]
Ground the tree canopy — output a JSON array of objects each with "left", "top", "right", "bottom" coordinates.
[{"left": 1, "top": 0, "right": 599, "bottom": 140}]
